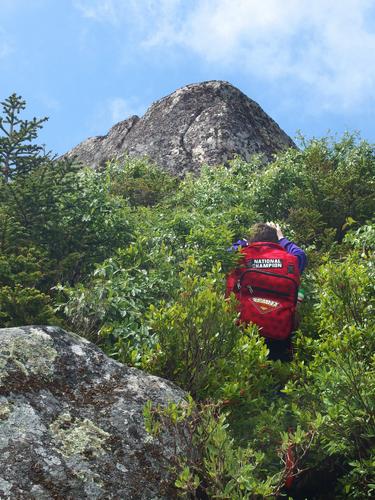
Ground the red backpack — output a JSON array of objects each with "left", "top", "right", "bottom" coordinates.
[{"left": 226, "top": 242, "right": 300, "bottom": 340}]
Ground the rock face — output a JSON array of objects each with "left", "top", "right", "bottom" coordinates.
[
  {"left": 0, "top": 326, "right": 187, "bottom": 499},
  {"left": 65, "top": 81, "right": 295, "bottom": 175}
]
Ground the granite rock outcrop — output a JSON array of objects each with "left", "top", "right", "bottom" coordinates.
[
  {"left": 0, "top": 326, "right": 187, "bottom": 499},
  {"left": 65, "top": 81, "right": 295, "bottom": 175}
]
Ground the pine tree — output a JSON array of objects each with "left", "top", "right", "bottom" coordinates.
[{"left": 0, "top": 93, "right": 48, "bottom": 182}]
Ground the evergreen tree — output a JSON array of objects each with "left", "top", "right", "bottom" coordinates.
[{"left": 0, "top": 93, "right": 48, "bottom": 182}]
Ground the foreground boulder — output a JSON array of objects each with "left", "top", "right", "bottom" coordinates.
[
  {"left": 0, "top": 326, "right": 187, "bottom": 499},
  {"left": 65, "top": 80, "right": 295, "bottom": 175}
]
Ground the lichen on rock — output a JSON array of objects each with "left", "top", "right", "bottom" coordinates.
[
  {"left": 0, "top": 399, "right": 11, "bottom": 420},
  {"left": 0, "top": 327, "right": 57, "bottom": 388},
  {"left": 50, "top": 412, "right": 110, "bottom": 458},
  {"left": 0, "top": 326, "right": 187, "bottom": 499}
]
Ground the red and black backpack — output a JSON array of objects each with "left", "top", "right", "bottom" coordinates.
[{"left": 226, "top": 242, "right": 301, "bottom": 340}]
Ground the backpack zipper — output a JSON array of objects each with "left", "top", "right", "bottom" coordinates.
[
  {"left": 248, "top": 285, "right": 290, "bottom": 297},
  {"left": 237, "top": 269, "right": 299, "bottom": 303}
]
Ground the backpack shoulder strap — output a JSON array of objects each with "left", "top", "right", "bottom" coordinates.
[{"left": 246, "top": 242, "right": 286, "bottom": 251}]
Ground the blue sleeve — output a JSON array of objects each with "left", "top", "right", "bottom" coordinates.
[
  {"left": 228, "top": 239, "right": 248, "bottom": 252},
  {"left": 278, "top": 237, "right": 307, "bottom": 274}
]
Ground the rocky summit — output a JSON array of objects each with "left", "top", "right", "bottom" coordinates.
[
  {"left": 0, "top": 326, "right": 187, "bottom": 499},
  {"left": 65, "top": 81, "right": 295, "bottom": 175}
]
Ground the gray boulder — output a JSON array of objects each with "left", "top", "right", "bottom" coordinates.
[
  {"left": 64, "top": 80, "right": 295, "bottom": 175},
  {"left": 0, "top": 326, "right": 187, "bottom": 499}
]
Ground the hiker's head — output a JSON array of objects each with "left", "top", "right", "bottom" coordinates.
[{"left": 247, "top": 223, "right": 279, "bottom": 243}]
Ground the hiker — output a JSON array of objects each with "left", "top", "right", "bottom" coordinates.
[{"left": 226, "top": 222, "right": 307, "bottom": 361}]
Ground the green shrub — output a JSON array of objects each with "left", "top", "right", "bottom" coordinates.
[
  {"left": 252, "top": 134, "right": 375, "bottom": 245},
  {"left": 56, "top": 236, "right": 179, "bottom": 359},
  {"left": 285, "top": 238, "right": 375, "bottom": 497},
  {"left": 108, "top": 156, "right": 179, "bottom": 206},
  {"left": 144, "top": 398, "right": 283, "bottom": 499},
  {"left": 171, "top": 156, "right": 262, "bottom": 211},
  {"left": 1, "top": 106, "right": 374, "bottom": 498},
  {"left": 0, "top": 247, "right": 58, "bottom": 327},
  {"left": 142, "top": 258, "right": 275, "bottom": 401},
  {"left": 0, "top": 160, "right": 134, "bottom": 281}
]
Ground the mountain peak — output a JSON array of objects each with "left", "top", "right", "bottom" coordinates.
[{"left": 65, "top": 81, "right": 295, "bottom": 174}]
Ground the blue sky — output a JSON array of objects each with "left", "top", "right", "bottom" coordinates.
[{"left": 1, "top": 0, "right": 374, "bottom": 155}]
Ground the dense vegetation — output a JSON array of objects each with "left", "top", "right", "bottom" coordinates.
[{"left": 1, "top": 95, "right": 374, "bottom": 498}]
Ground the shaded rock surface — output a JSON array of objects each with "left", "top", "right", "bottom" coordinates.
[
  {"left": 65, "top": 80, "right": 295, "bottom": 175},
  {"left": 0, "top": 326, "right": 187, "bottom": 499}
]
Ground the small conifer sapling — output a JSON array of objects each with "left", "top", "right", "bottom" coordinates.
[{"left": 0, "top": 93, "right": 48, "bottom": 182}]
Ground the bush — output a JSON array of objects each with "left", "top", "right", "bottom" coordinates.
[
  {"left": 252, "top": 134, "right": 375, "bottom": 245},
  {"left": 2, "top": 109, "right": 374, "bottom": 498},
  {"left": 108, "top": 156, "right": 179, "bottom": 206},
  {"left": 0, "top": 161, "right": 134, "bottom": 280},
  {"left": 172, "top": 157, "right": 262, "bottom": 213},
  {"left": 142, "top": 258, "right": 276, "bottom": 401},
  {"left": 144, "top": 399, "right": 282, "bottom": 498},
  {"left": 285, "top": 235, "right": 375, "bottom": 497},
  {"left": 56, "top": 236, "right": 179, "bottom": 359},
  {"left": 0, "top": 247, "right": 58, "bottom": 327}
]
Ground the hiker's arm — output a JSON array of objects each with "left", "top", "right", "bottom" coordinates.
[
  {"left": 267, "top": 222, "right": 307, "bottom": 273},
  {"left": 278, "top": 238, "right": 307, "bottom": 274},
  {"left": 228, "top": 238, "right": 248, "bottom": 251}
]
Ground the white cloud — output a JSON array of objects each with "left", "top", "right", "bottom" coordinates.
[
  {"left": 39, "top": 95, "right": 62, "bottom": 112},
  {"left": 73, "top": 0, "right": 180, "bottom": 28},
  {"left": 73, "top": 0, "right": 375, "bottom": 110},
  {"left": 73, "top": 0, "right": 119, "bottom": 24},
  {"left": 173, "top": 0, "right": 375, "bottom": 110},
  {"left": 0, "top": 42, "right": 10, "bottom": 59},
  {"left": 0, "top": 28, "right": 13, "bottom": 59},
  {"left": 108, "top": 97, "right": 143, "bottom": 122},
  {"left": 88, "top": 96, "right": 146, "bottom": 136}
]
